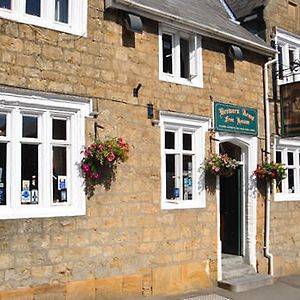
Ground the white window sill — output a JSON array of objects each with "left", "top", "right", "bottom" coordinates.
[
  {"left": 159, "top": 73, "right": 203, "bottom": 88},
  {"left": 162, "top": 199, "right": 205, "bottom": 210},
  {"left": 275, "top": 193, "right": 300, "bottom": 202}
]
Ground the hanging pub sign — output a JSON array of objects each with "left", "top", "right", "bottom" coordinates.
[
  {"left": 280, "top": 82, "right": 300, "bottom": 137},
  {"left": 214, "top": 102, "right": 258, "bottom": 136}
]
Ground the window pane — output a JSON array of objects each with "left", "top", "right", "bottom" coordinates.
[
  {"left": 180, "top": 38, "right": 190, "bottom": 79},
  {"left": 166, "top": 154, "right": 175, "bottom": 199},
  {"left": 288, "top": 152, "right": 294, "bottom": 165},
  {"left": 183, "top": 155, "right": 193, "bottom": 200},
  {"left": 53, "top": 119, "right": 66, "bottom": 140},
  {"left": 183, "top": 133, "right": 192, "bottom": 150},
  {"left": 55, "top": 0, "right": 68, "bottom": 23},
  {"left": 278, "top": 46, "right": 283, "bottom": 79},
  {"left": 276, "top": 151, "right": 282, "bottom": 163},
  {"left": 21, "top": 144, "right": 39, "bottom": 204},
  {"left": 26, "top": 0, "right": 40, "bottom": 17},
  {"left": 289, "top": 49, "right": 295, "bottom": 70},
  {"left": 165, "top": 131, "right": 175, "bottom": 149},
  {"left": 0, "top": 0, "right": 11, "bottom": 9},
  {"left": 162, "top": 34, "right": 173, "bottom": 74},
  {"left": 0, "top": 114, "right": 6, "bottom": 137},
  {"left": 288, "top": 169, "right": 295, "bottom": 193},
  {"left": 0, "top": 144, "right": 6, "bottom": 205},
  {"left": 23, "top": 116, "right": 38, "bottom": 138},
  {"left": 53, "top": 147, "right": 67, "bottom": 203}
]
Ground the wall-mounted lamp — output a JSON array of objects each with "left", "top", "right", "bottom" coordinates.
[
  {"left": 228, "top": 45, "right": 243, "bottom": 61},
  {"left": 133, "top": 83, "right": 142, "bottom": 97},
  {"left": 124, "top": 13, "right": 143, "bottom": 33},
  {"left": 147, "top": 103, "right": 154, "bottom": 119},
  {"left": 90, "top": 112, "right": 104, "bottom": 139}
]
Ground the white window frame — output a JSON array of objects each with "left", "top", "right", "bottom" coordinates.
[
  {"left": 160, "top": 112, "right": 209, "bottom": 210},
  {"left": 0, "top": 89, "right": 91, "bottom": 219},
  {"left": 158, "top": 25, "right": 203, "bottom": 88},
  {"left": 276, "top": 28, "right": 300, "bottom": 85},
  {"left": 275, "top": 137, "right": 300, "bottom": 201},
  {"left": 0, "top": 0, "right": 87, "bottom": 36}
]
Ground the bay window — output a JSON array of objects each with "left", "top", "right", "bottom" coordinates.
[
  {"left": 0, "top": 89, "right": 90, "bottom": 219},
  {"left": 0, "top": 0, "right": 87, "bottom": 36},
  {"left": 160, "top": 112, "right": 209, "bottom": 209}
]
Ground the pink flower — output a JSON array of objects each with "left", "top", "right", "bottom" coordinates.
[
  {"left": 98, "top": 145, "right": 104, "bottom": 151},
  {"left": 94, "top": 172, "right": 100, "bottom": 179},
  {"left": 107, "top": 152, "right": 115, "bottom": 162},
  {"left": 84, "top": 150, "right": 90, "bottom": 157},
  {"left": 82, "top": 163, "right": 90, "bottom": 173},
  {"left": 90, "top": 144, "right": 95, "bottom": 149}
]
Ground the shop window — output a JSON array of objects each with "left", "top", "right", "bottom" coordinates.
[
  {"left": 159, "top": 25, "right": 203, "bottom": 88},
  {"left": 275, "top": 139, "right": 300, "bottom": 201},
  {"left": 160, "top": 112, "right": 208, "bottom": 209},
  {"left": 0, "top": 0, "right": 87, "bottom": 36},
  {"left": 0, "top": 89, "right": 90, "bottom": 219}
]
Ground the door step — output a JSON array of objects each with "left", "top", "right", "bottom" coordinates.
[{"left": 218, "top": 273, "right": 274, "bottom": 293}]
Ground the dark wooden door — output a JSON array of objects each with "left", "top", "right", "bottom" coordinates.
[{"left": 220, "top": 166, "right": 242, "bottom": 255}]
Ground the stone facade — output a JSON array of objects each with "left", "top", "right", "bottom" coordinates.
[
  {"left": 262, "top": 0, "right": 300, "bottom": 277},
  {"left": 0, "top": 0, "right": 269, "bottom": 299}
]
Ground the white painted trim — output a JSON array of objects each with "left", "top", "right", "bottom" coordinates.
[
  {"left": 0, "top": 89, "right": 91, "bottom": 219},
  {"left": 160, "top": 111, "right": 209, "bottom": 210},
  {"left": 0, "top": 0, "right": 88, "bottom": 36},
  {"left": 216, "top": 132, "right": 258, "bottom": 272}
]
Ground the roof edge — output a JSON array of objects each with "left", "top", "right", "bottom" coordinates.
[{"left": 105, "top": 0, "right": 275, "bottom": 57}]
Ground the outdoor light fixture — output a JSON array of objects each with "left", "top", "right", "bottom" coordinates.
[
  {"left": 228, "top": 45, "right": 243, "bottom": 61},
  {"left": 147, "top": 103, "right": 154, "bottom": 119},
  {"left": 133, "top": 83, "right": 142, "bottom": 97},
  {"left": 124, "top": 13, "right": 143, "bottom": 33}
]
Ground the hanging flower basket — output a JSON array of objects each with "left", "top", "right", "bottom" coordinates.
[
  {"left": 80, "top": 137, "right": 129, "bottom": 197},
  {"left": 254, "top": 161, "right": 286, "bottom": 182},
  {"left": 203, "top": 153, "right": 240, "bottom": 177}
]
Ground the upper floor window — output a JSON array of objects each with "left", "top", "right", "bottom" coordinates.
[
  {"left": 160, "top": 112, "right": 208, "bottom": 210},
  {"left": 275, "top": 138, "right": 300, "bottom": 201},
  {"left": 276, "top": 29, "right": 300, "bottom": 85},
  {"left": 159, "top": 25, "right": 203, "bottom": 88},
  {"left": 0, "top": 89, "right": 91, "bottom": 219},
  {"left": 0, "top": 0, "right": 87, "bottom": 36}
]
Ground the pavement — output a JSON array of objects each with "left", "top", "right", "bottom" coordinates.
[{"left": 146, "top": 275, "right": 300, "bottom": 300}]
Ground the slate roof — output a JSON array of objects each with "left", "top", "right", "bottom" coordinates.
[
  {"left": 106, "top": 0, "right": 274, "bottom": 56},
  {"left": 226, "top": 0, "right": 266, "bottom": 19}
]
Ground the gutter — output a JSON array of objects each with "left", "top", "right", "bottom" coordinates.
[
  {"left": 263, "top": 58, "right": 277, "bottom": 276},
  {"left": 105, "top": 0, "right": 275, "bottom": 57}
]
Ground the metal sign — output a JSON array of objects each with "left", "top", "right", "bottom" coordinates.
[{"left": 214, "top": 102, "right": 258, "bottom": 136}]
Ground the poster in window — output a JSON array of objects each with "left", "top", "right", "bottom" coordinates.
[{"left": 281, "top": 82, "right": 300, "bottom": 137}]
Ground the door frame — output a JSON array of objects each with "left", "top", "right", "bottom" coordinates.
[{"left": 216, "top": 132, "right": 258, "bottom": 280}]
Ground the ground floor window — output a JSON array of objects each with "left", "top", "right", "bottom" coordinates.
[
  {"left": 275, "top": 138, "right": 300, "bottom": 201},
  {"left": 0, "top": 88, "right": 90, "bottom": 219},
  {"left": 160, "top": 112, "right": 209, "bottom": 209}
]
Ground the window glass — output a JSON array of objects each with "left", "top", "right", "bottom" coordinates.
[
  {"left": 53, "top": 119, "right": 66, "bottom": 140},
  {"left": 53, "top": 147, "right": 67, "bottom": 203},
  {"left": 183, "top": 155, "right": 193, "bottom": 200},
  {"left": 0, "top": 143, "right": 6, "bottom": 205},
  {"left": 180, "top": 38, "right": 190, "bottom": 79},
  {"left": 0, "top": 0, "right": 10, "bottom": 9},
  {"left": 289, "top": 49, "right": 295, "bottom": 69},
  {"left": 55, "top": 0, "right": 68, "bottom": 23},
  {"left": 26, "top": 0, "right": 41, "bottom": 16},
  {"left": 276, "top": 151, "right": 282, "bottom": 163},
  {"left": 162, "top": 34, "right": 173, "bottom": 74},
  {"left": 21, "top": 144, "right": 38, "bottom": 204},
  {"left": 288, "top": 152, "right": 294, "bottom": 165},
  {"left": 166, "top": 154, "right": 176, "bottom": 200},
  {"left": 165, "top": 131, "right": 175, "bottom": 149},
  {"left": 288, "top": 169, "right": 295, "bottom": 193},
  {"left": 278, "top": 46, "right": 283, "bottom": 80},
  {"left": 183, "top": 133, "right": 192, "bottom": 151},
  {"left": 23, "top": 116, "right": 38, "bottom": 138},
  {"left": 0, "top": 114, "right": 6, "bottom": 137}
]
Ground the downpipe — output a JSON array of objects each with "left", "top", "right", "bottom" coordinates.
[{"left": 263, "top": 58, "right": 277, "bottom": 276}]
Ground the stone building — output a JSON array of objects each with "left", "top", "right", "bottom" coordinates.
[
  {"left": 228, "top": 0, "right": 300, "bottom": 280},
  {"left": 0, "top": 0, "right": 295, "bottom": 299}
]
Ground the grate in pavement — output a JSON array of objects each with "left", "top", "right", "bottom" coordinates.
[{"left": 182, "top": 294, "right": 230, "bottom": 300}]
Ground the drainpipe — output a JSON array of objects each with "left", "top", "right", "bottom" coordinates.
[{"left": 264, "top": 58, "right": 277, "bottom": 276}]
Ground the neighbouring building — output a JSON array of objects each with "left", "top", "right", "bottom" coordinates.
[{"left": 1, "top": 0, "right": 299, "bottom": 299}]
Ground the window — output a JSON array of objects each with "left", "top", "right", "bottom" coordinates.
[
  {"left": 159, "top": 25, "right": 203, "bottom": 88},
  {"left": 0, "top": 89, "right": 91, "bottom": 219},
  {"left": 160, "top": 112, "right": 209, "bottom": 209},
  {"left": 0, "top": 0, "right": 87, "bottom": 36},
  {"left": 276, "top": 29, "right": 300, "bottom": 85},
  {"left": 275, "top": 138, "right": 300, "bottom": 201}
]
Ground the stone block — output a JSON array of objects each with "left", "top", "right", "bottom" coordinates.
[{"left": 66, "top": 280, "right": 95, "bottom": 300}]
